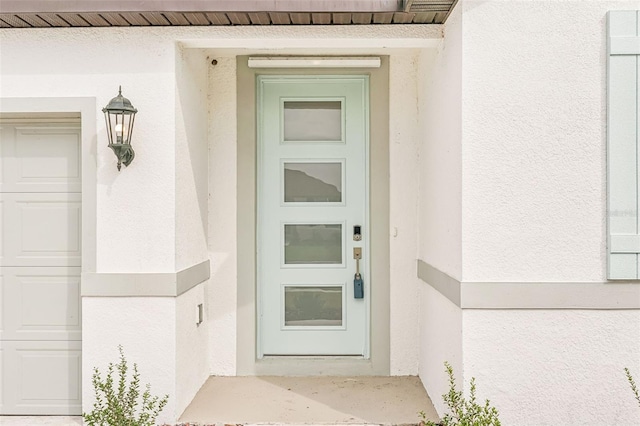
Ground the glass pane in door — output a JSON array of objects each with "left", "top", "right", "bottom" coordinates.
[
  {"left": 284, "top": 162, "right": 342, "bottom": 203},
  {"left": 284, "top": 224, "right": 342, "bottom": 264},
  {"left": 283, "top": 101, "right": 342, "bottom": 142},
  {"left": 284, "top": 286, "right": 343, "bottom": 326}
]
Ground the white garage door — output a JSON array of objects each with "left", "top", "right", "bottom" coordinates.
[{"left": 0, "top": 120, "right": 82, "bottom": 415}]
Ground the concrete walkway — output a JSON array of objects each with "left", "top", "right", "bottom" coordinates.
[{"left": 179, "top": 376, "right": 439, "bottom": 425}]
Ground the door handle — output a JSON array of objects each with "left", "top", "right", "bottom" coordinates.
[{"left": 353, "top": 247, "right": 364, "bottom": 299}]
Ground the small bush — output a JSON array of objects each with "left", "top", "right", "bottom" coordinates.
[
  {"left": 420, "top": 361, "right": 501, "bottom": 426},
  {"left": 625, "top": 367, "right": 640, "bottom": 409},
  {"left": 83, "top": 345, "right": 169, "bottom": 426}
]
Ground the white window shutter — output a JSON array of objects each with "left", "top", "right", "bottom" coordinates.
[{"left": 608, "top": 11, "right": 640, "bottom": 279}]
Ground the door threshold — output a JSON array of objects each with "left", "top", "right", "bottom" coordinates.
[
  {"left": 255, "top": 355, "right": 380, "bottom": 376},
  {"left": 262, "top": 355, "right": 365, "bottom": 359}
]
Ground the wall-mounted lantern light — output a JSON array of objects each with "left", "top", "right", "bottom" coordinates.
[{"left": 103, "top": 86, "right": 138, "bottom": 171}]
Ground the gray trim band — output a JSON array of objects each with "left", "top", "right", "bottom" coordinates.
[
  {"left": 417, "top": 259, "right": 640, "bottom": 310},
  {"left": 176, "top": 260, "right": 211, "bottom": 295},
  {"left": 82, "top": 259, "right": 210, "bottom": 297},
  {"left": 417, "top": 259, "right": 460, "bottom": 306}
]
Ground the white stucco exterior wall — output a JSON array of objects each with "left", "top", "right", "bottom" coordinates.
[
  {"left": 416, "top": 2, "right": 464, "bottom": 413},
  {"left": 175, "top": 46, "right": 210, "bottom": 271},
  {"left": 389, "top": 52, "right": 422, "bottom": 375},
  {"left": 207, "top": 55, "right": 238, "bottom": 376},
  {"left": 82, "top": 298, "right": 177, "bottom": 424},
  {"left": 464, "top": 310, "right": 640, "bottom": 425},
  {"left": 175, "top": 285, "right": 209, "bottom": 416},
  {"left": 415, "top": 1, "right": 640, "bottom": 424},
  {"left": 419, "top": 285, "right": 463, "bottom": 416},
  {"left": 460, "top": 0, "right": 623, "bottom": 282},
  {"left": 418, "top": 4, "right": 463, "bottom": 281},
  {"left": 174, "top": 46, "right": 212, "bottom": 412},
  {"left": 436, "top": 1, "right": 640, "bottom": 424}
]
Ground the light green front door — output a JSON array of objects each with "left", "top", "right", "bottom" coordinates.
[{"left": 257, "top": 75, "right": 370, "bottom": 356}]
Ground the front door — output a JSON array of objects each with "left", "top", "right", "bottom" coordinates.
[{"left": 258, "top": 75, "right": 370, "bottom": 356}]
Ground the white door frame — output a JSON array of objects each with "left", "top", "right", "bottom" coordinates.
[
  {"left": 256, "top": 75, "right": 371, "bottom": 358},
  {"left": 236, "top": 57, "right": 390, "bottom": 375}
]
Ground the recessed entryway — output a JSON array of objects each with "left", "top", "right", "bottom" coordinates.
[
  {"left": 0, "top": 119, "right": 82, "bottom": 415},
  {"left": 235, "top": 57, "right": 391, "bottom": 375}
]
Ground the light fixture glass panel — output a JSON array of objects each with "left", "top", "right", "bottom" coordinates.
[
  {"left": 284, "top": 162, "right": 342, "bottom": 203},
  {"left": 284, "top": 286, "right": 343, "bottom": 326},
  {"left": 283, "top": 101, "right": 342, "bottom": 141},
  {"left": 284, "top": 224, "right": 342, "bottom": 264}
]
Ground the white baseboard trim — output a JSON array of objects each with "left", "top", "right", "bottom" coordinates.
[
  {"left": 82, "top": 259, "right": 210, "bottom": 297},
  {"left": 417, "top": 259, "right": 640, "bottom": 309}
]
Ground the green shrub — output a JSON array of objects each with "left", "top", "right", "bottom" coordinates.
[
  {"left": 420, "top": 361, "right": 501, "bottom": 426},
  {"left": 83, "top": 345, "right": 169, "bottom": 426},
  {"left": 625, "top": 367, "right": 640, "bottom": 409}
]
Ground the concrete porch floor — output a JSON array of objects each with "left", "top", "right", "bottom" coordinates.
[
  {"left": 0, "top": 377, "right": 439, "bottom": 426},
  {"left": 179, "top": 376, "right": 439, "bottom": 425}
]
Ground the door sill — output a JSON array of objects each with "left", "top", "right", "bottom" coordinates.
[
  {"left": 262, "top": 355, "right": 365, "bottom": 359},
  {"left": 255, "top": 355, "right": 381, "bottom": 376}
]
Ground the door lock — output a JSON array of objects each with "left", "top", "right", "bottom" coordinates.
[{"left": 353, "top": 225, "right": 362, "bottom": 241}]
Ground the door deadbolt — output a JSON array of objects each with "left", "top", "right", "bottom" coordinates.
[{"left": 353, "top": 225, "right": 362, "bottom": 241}]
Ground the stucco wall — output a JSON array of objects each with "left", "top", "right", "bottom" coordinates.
[
  {"left": 455, "top": 1, "right": 640, "bottom": 424},
  {"left": 417, "top": 1, "right": 640, "bottom": 423},
  {"left": 174, "top": 46, "right": 211, "bottom": 414},
  {"left": 207, "top": 55, "right": 239, "bottom": 376},
  {"left": 418, "top": 2, "right": 463, "bottom": 281},
  {"left": 419, "top": 285, "right": 463, "bottom": 416},
  {"left": 464, "top": 310, "right": 640, "bottom": 425},
  {"left": 389, "top": 53, "right": 423, "bottom": 375},
  {"left": 175, "top": 46, "right": 210, "bottom": 271},
  {"left": 175, "top": 284, "right": 209, "bottom": 416},
  {"left": 416, "top": 2, "right": 464, "bottom": 414},
  {"left": 461, "top": 0, "right": 619, "bottom": 282},
  {"left": 82, "top": 297, "right": 177, "bottom": 424}
]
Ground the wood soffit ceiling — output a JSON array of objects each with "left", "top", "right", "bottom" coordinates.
[{"left": 0, "top": 1, "right": 456, "bottom": 28}]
